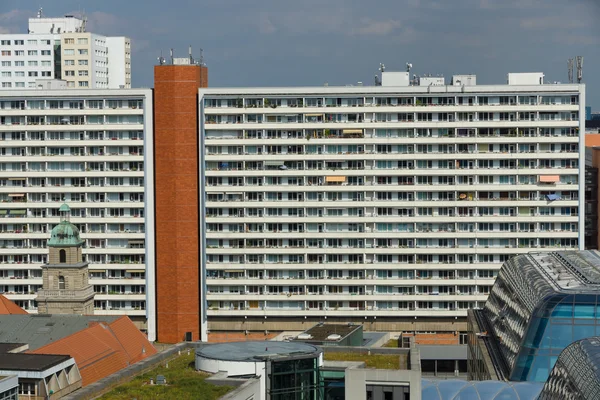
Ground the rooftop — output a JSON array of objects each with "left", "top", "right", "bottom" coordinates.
[
  {"left": 197, "top": 341, "right": 322, "bottom": 362},
  {"left": 296, "top": 323, "right": 361, "bottom": 342},
  {"left": 0, "top": 353, "right": 71, "bottom": 372},
  {"left": 0, "top": 295, "right": 28, "bottom": 315},
  {"left": 0, "top": 314, "right": 120, "bottom": 350},
  {"left": 0, "top": 343, "right": 27, "bottom": 354},
  {"left": 527, "top": 251, "right": 600, "bottom": 290}
]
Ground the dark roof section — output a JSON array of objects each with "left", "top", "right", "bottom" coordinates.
[
  {"left": 0, "top": 343, "right": 26, "bottom": 353},
  {"left": 0, "top": 314, "right": 120, "bottom": 350},
  {"left": 197, "top": 341, "right": 322, "bottom": 362},
  {"left": 300, "top": 323, "right": 361, "bottom": 342},
  {"left": 587, "top": 120, "right": 600, "bottom": 129},
  {"left": 0, "top": 353, "right": 70, "bottom": 371}
]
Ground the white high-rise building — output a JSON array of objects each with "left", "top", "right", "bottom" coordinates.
[
  {"left": 0, "top": 89, "right": 155, "bottom": 340},
  {"left": 198, "top": 72, "right": 585, "bottom": 334},
  {"left": 0, "top": 11, "right": 131, "bottom": 90}
]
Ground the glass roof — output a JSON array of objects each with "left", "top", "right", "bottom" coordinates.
[{"left": 421, "top": 379, "right": 544, "bottom": 400}]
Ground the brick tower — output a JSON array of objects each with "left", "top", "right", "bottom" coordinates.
[
  {"left": 37, "top": 204, "right": 94, "bottom": 315},
  {"left": 154, "top": 52, "right": 208, "bottom": 343}
]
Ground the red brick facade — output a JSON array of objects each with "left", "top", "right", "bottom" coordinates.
[{"left": 154, "top": 65, "right": 208, "bottom": 343}]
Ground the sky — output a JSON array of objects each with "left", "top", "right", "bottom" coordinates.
[{"left": 1, "top": 0, "right": 599, "bottom": 108}]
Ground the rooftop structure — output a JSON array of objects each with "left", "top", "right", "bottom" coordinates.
[
  {"left": 0, "top": 295, "right": 28, "bottom": 315},
  {"left": 0, "top": 375, "right": 17, "bottom": 400},
  {"left": 0, "top": 353, "right": 71, "bottom": 372},
  {"left": 468, "top": 250, "right": 600, "bottom": 383},
  {"left": 295, "top": 323, "right": 364, "bottom": 347},
  {"left": 421, "top": 379, "right": 543, "bottom": 400},
  {"left": 197, "top": 341, "right": 323, "bottom": 399}
]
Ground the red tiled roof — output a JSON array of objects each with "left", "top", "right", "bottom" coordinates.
[
  {"left": 0, "top": 295, "right": 28, "bottom": 315},
  {"left": 31, "top": 316, "right": 156, "bottom": 386}
]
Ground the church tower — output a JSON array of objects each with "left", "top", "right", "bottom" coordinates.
[{"left": 37, "top": 204, "right": 94, "bottom": 315}]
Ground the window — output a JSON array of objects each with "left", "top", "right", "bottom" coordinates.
[
  {"left": 77, "top": 38, "right": 88, "bottom": 45},
  {"left": 41, "top": 71, "right": 51, "bottom": 77},
  {"left": 78, "top": 59, "right": 88, "bottom": 66},
  {"left": 64, "top": 60, "right": 75, "bottom": 66},
  {"left": 15, "top": 71, "right": 24, "bottom": 77},
  {"left": 41, "top": 60, "right": 51, "bottom": 66},
  {"left": 78, "top": 49, "right": 88, "bottom": 55},
  {"left": 41, "top": 50, "right": 51, "bottom": 56},
  {"left": 0, "top": 40, "right": 10, "bottom": 45},
  {"left": 28, "top": 71, "right": 38, "bottom": 77},
  {"left": 78, "top": 70, "right": 88, "bottom": 76},
  {"left": 1, "top": 82, "right": 11, "bottom": 88},
  {"left": 15, "top": 82, "right": 24, "bottom": 88},
  {"left": 27, "top": 39, "right": 37, "bottom": 45},
  {"left": 1, "top": 61, "right": 10, "bottom": 66},
  {"left": 64, "top": 38, "right": 75, "bottom": 44},
  {"left": 14, "top": 40, "right": 24, "bottom": 45},
  {"left": 27, "top": 50, "right": 38, "bottom": 56},
  {"left": 28, "top": 61, "right": 38, "bottom": 66},
  {"left": 14, "top": 50, "right": 24, "bottom": 56},
  {"left": 14, "top": 61, "right": 24, "bottom": 67},
  {"left": 1, "top": 50, "right": 11, "bottom": 56},
  {"left": 1, "top": 72, "right": 10, "bottom": 77},
  {"left": 64, "top": 70, "right": 75, "bottom": 76},
  {"left": 79, "top": 81, "right": 89, "bottom": 87},
  {"left": 64, "top": 49, "right": 75, "bottom": 55},
  {"left": 58, "top": 274, "right": 65, "bottom": 288}
]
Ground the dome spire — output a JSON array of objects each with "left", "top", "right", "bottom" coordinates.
[{"left": 59, "top": 203, "right": 71, "bottom": 222}]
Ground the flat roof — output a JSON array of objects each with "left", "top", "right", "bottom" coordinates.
[
  {"left": 299, "top": 324, "right": 361, "bottom": 342},
  {"left": 197, "top": 341, "right": 322, "bottom": 362},
  {"left": 0, "top": 343, "right": 26, "bottom": 353},
  {"left": 0, "top": 353, "right": 71, "bottom": 371}
]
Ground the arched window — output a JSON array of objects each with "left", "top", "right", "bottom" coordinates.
[
  {"left": 59, "top": 249, "right": 66, "bottom": 263},
  {"left": 58, "top": 275, "right": 65, "bottom": 290}
]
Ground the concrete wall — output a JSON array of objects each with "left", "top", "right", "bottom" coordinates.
[{"left": 344, "top": 368, "right": 421, "bottom": 400}]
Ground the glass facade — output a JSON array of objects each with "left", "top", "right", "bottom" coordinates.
[
  {"left": 422, "top": 379, "right": 543, "bottom": 400},
  {"left": 482, "top": 251, "right": 600, "bottom": 382},
  {"left": 269, "top": 357, "right": 322, "bottom": 400},
  {"left": 539, "top": 337, "right": 600, "bottom": 400}
]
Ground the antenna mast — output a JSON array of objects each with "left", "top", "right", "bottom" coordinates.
[
  {"left": 576, "top": 56, "right": 583, "bottom": 83},
  {"left": 567, "top": 58, "right": 574, "bottom": 84},
  {"left": 189, "top": 45, "right": 194, "bottom": 65},
  {"left": 170, "top": 49, "right": 174, "bottom": 65}
]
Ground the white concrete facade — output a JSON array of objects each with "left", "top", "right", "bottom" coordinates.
[
  {"left": 198, "top": 82, "right": 585, "bottom": 322},
  {"left": 0, "top": 89, "right": 155, "bottom": 341},
  {"left": 0, "top": 15, "right": 130, "bottom": 90}
]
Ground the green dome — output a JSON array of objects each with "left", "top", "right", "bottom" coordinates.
[{"left": 48, "top": 205, "right": 83, "bottom": 248}]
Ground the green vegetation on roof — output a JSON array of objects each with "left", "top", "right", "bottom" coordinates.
[
  {"left": 98, "top": 353, "right": 232, "bottom": 400},
  {"left": 323, "top": 352, "right": 406, "bottom": 370}
]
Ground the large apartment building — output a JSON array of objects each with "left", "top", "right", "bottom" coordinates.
[
  {"left": 0, "top": 89, "right": 155, "bottom": 340},
  {"left": 198, "top": 72, "right": 585, "bottom": 334},
  {"left": 0, "top": 12, "right": 131, "bottom": 90}
]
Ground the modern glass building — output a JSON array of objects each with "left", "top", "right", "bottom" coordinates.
[
  {"left": 422, "top": 379, "right": 543, "bottom": 400},
  {"left": 469, "top": 251, "right": 600, "bottom": 382},
  {"left": 539, "top": 336, "right": 600, "bottom": 400}
]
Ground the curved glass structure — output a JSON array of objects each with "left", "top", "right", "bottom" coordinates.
[
  {"left": 480, "top": 251, "right": 600, "bottom": 382},
  {"left": 421, "top": 379, "right": 543, "bottom": 400},
  {"left": 539, "top": 337, "right": 600, "bottom": 400}
]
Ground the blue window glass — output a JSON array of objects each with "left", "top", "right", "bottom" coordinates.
[
  {"left": 550, "top": 324, "right": 573, "bottom": 348},
  {"left": 530, "top": 355, "right": 551, "bottom": 382},
  {"left": 551, "top": 303, "right": 573, "bottom": 318},
  {"left": 573, "top": 304, "right": 595, "bottom": 318},
  {"left": 573, "top": 325, "right": 595, "bottom": 341}
]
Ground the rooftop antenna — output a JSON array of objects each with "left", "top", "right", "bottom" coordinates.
[
  {"left": 406, "top": 63, "right": 413, "bottom": 73},
  {"left": 576, "top": 56, "right": 583, "bottom": 83},
  {"left": 157, "top": 50, "right": 166, "bottom": 65},
  {"left": 170, "top": 49, "right": 174, "bottom": 65},
  {"left": 567, "top": 58, "right": 574, "bottom": 84},
  {"left": 188, "top": 45, "right": 194, "bottom": 65},
  {"left": 37, "top": 7, "right": 43, "bottom": 18},
  {"left": 379, "top": 63, "right": 385, "bottom": 72}
]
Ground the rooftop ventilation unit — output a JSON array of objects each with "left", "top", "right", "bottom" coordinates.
[
  {"left": 326, "top": 334, "right": 342, "bottom": 341},
  {"left": 297, "top": 333, "right": 313, "bottom": 340}
]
